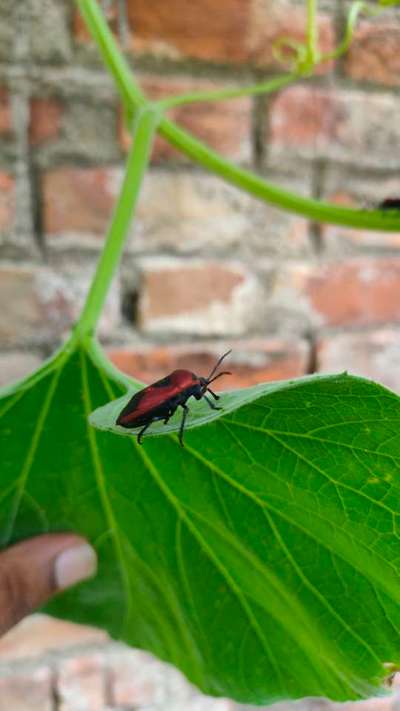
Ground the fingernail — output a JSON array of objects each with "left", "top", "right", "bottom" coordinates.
[{"left": 54, "top": 543, "right": 97, "bottom": 590}]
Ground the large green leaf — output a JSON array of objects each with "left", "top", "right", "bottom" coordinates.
[{"left": 1, "top": 336, "right": 400, "bottom": 704}]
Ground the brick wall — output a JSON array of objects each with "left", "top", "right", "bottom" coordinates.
[
  {"left": 1, "top": 0, "right": 400, "bottom": 707},
  {"left": 2, "top": 0, "right": 400, "bottom": 394}
]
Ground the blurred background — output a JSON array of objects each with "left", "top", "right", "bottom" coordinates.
[{"left": 1, "top": 0, "right": 400, "bottom": 709}]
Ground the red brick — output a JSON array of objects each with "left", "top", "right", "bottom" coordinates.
[
  {"left": 108, "top": 339, "right": 309, "bottom": 388},
  {"left": 42, "top": 167, "right": 118, "bottom": 236},
  {"left": 56, "top": 653, "right": 106, "bottom": 711},
  {"left": 0, "top": 666, "right": 52, "bottom": 711},
  {"left": 270, "top": 85, "right": 345, "bottom": 151},
  {"left": 316, "top": 329, "right": 400, "bottom": 394},
  {"left": 120, "top": 75, "right": 251, "bottom": 162},
  {"left": 0, "top": 614, "right": 108, "bottom": 662},
  {"left": 125, "top": 0, "right": 252, "bottom": 64},
  {"left": 0, "top": 86, "right": 12, "bottom": 136},
  {"left": 138, "top": 258, "right": 262, "bottom": 336},
  {"left": 0, "top": 172, "right": 16, "bottom": 232},
  {"left": 344, "top": 18, "right": 400, "bottom": 87},
  {"left": 29, "top": 97, "right": 63, "bottom": 145},
  {"left": 284, "top": 258, "right": 400, "bottom": 327}
]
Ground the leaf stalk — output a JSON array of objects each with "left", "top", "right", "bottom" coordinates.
[{"left": 75, "top": 106, "right": 161, "bottom": 337}]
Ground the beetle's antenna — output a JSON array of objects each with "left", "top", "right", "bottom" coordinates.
[
  {"left": 206, "top": 349, "right": 232, "bottom": 383},
  {"left": 207, "top": 370, "right": 231, "bottom": 385}
]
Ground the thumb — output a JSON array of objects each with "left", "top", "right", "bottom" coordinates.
[{"left": 0, "top": 534, "right": 97, "bottom": 635}]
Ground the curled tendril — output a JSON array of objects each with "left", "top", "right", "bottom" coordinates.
[
  {"left": 272, "top": 1, "right": 379, "bottom": 76},
  {"left": 272, "top": 36, "right": 313, "bottom": 74}
]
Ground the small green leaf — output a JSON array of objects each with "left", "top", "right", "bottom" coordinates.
[
  {"left": 89, "top": 374, "right": 290, "bottom": 439},
  {"left": 2, "top": 337, "right": 400, "bottom": 703}
]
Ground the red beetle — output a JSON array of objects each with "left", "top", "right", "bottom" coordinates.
[
  {"left": 378, "top": 197, "right": 400, "bottom": 211},
  {"left": 116, "top": 350, "right": 232, "bottom": 446}
]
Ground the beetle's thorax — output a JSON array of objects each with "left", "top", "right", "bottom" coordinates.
[{"left": 168, "top": 369, "right": 200, "bottom": 388}]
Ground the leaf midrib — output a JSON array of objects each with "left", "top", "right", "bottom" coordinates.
[{"left": 132, "top": 434, "right": 287, "bottom": 695}]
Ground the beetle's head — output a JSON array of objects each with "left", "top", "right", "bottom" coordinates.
[
  {"left": 203, "top": 350, "right": 232, "bottom": 390},
  {"left": 199, "top": 376, "right": 208, "bottom": 393}
]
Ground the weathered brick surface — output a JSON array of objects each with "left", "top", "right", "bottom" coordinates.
[
  {"left": 0, "top": 351, "right": 42, "bottom": 387},
  {"left": 316, "top": 329, "right": 400, "bottom": 394},
  {"left": 0, "top": 87, "right": 12, "bottom": 137},
  {"left": 108, "top": 647, "right": 198, "bottom": 707},
  {"left": 120, "top": 75, "right": 252, "bottom": 163},
  {"left": 133, "top": 171, "right": 311, "bottom": 257},
  {"left": 33, "top": 99, "right": 119, "bottom": 167},
  {"left": 138, "top": 258, "right": 262, "bottom": 336},
  {"left": 320, "top": 171, "right": 400, "bottom": 254},
  {"left": 0, "top": 666, "right": 53, "bottom": 711},
  {"left": 344, "top": 17, "right": 400, "bottom": 87},
  {"left": 42, "top": 166, "right": 119, "bottom": 237},
  {"left": 269, "top": 85, "right": 400, "bottom": 168},
  {"left": 46, "top": 257, "right": 122, "bottom": 336},
  {"left": 56, "top": 653, "right": 106, "bottom": 711},
  {"left": 29, "top": 0, "right": 72, "bottom": 63},
  {"left": 0, "top": 172, "right": 16, "bottom": 233},
  {"left": 29, "top": 97, "right": 63, "bottom": 146},
  {"left": 186, "top": 699, "right": 235, "bottom": 711},
  {"left": 0, "top": 264, "right": 64, "bottom": 346},
  {"left": 43, "top": 165, "right": 311, "bottom": 256},
  {"left": 0, "top": 262, "right": 120, "bottom": 346},
  {"left": 275, "top": 258, "right": 400, "bottom": 328},
  {"left": 270, "top": 85, "right": 342, "bottom": 152},
  {"left": 108, "top": 338, "right": 309, "bottom": 388},
  {"left": 0, "top": 614, "right": 109, "bottom": 662},
  {"left": 0, "top": 0, "right": 14, "bottom": 62}
]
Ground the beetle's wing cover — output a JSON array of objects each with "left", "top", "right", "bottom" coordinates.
[{"left": 117, "top": 376, "right": 184, "bottom": 425}]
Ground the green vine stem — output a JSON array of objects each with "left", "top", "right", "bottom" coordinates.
[
  {"left": 157, "top": 74, "right": 296, "bottom": 110},
  {"left": 76, "top": 0, "right": 400, "bottom": 233},
  {"left": 76, "top": 0, "right": 145, "bottom": 112},
  {"left": 158, "top": 118, "right": 395, "bottom": 229},
  {"left": 306, "top": 0, "right": 318, "bottom": 65},
  {"left": 75, "top": 106, "right": 161, "bottom": 338},
  {"left": 322, "top": 2, "right": 367, "bottom": 63}
]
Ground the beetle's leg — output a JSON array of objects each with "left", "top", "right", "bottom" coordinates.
[
  {"left": 178, "top": 404, "right": 189, "bottom": 446},
  {"left": 204, "top": 394, "right": 222, "bottom": 411},
  {"left": 137, "top": 421, "right": 153, "bottom": 445},
  {"left": 207, "top": 387, "right": 220, "bottom": 400},
  {"left": 164, "top": 402, "right": 178, "bottom": 425}
]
